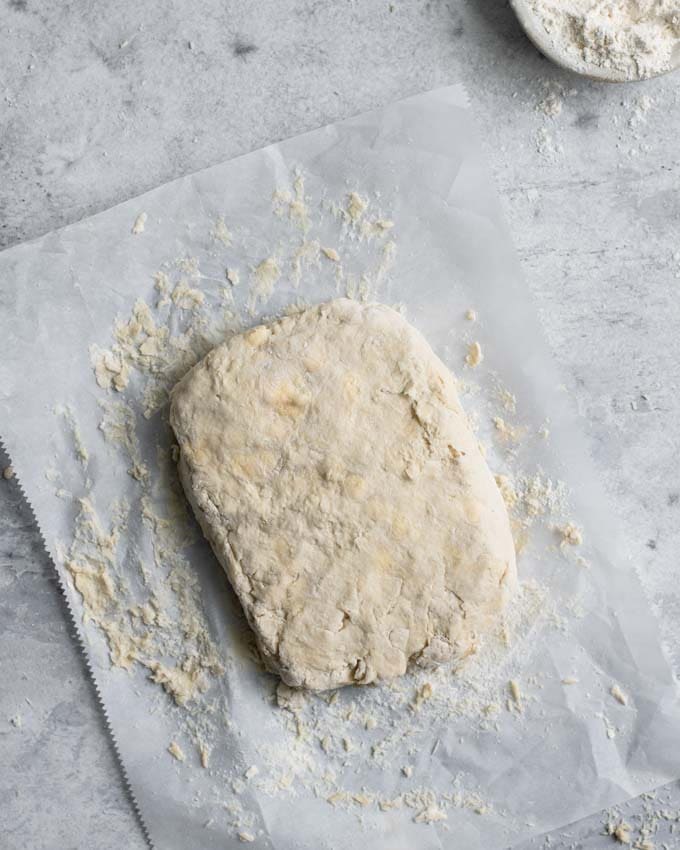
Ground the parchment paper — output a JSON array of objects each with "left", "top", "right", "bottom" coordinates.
[{"left": 2, "top": 85, "right": 679, "bottom": 850}]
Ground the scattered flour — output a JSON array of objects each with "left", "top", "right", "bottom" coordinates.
[
  {"left": 55, "top": 405, "right": 90, "bottom": 468},
  {"left": 346, "top": 192, "right": 368, "bottom": 222},
  {"left": 291, "top": 239, "right": 321, "bottom": 287},
  {"left": 61, "top": 474, "right": 223, "bottom": 704},
  {"left": 493, "top": 416, "right": 521, "bottom": 443},
  {"left": 272, "top": 171, "right": 310, "bottom": 231},
  {"left": 534, "top": 126, "right": 564, "bottom": 160},
  {"left": 248, "top": 257, "right": 281, "bottom": 311},
  {"left": 629, "top": 93, "right": 656, "bottom": 128},
  {"left": 414, "top": 804, "right": 447, "bottom": 824},
  {"left": 536, "top": 81, "right": 565, "bottom": 117},
  {"left": 495, "top": 470, "right": 570, "bottom": 554},
  {"left": 64, "top": 166, "right": 599, "bottom": 844},
  {"left": 171, "top": 281, "right": 205, "bottom": 310},
  {"left": 211, "top": 216, "right": 232, "bottom": 246}
]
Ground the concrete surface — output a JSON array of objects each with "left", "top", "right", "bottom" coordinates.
[{"left": 1, "top": 1, "right": 679, "bottom": 848}]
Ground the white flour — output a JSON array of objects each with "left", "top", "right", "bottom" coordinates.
[{"left": 528, "top": 0, "right": 680, "bottom": 79}]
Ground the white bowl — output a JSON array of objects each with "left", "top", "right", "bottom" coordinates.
[{"left": 509, "top": 0, "right": 680, "bottom": 83}]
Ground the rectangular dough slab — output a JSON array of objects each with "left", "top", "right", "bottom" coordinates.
[{"left": 170, "top": 299, "right": 516, "bottom": 690}]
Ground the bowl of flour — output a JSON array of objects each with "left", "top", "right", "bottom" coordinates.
[{"left": 511, "top": 0, "right": 680, "bottom": 82}]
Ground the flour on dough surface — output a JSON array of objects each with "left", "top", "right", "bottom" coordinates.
[{"left": 170, "top": 299, "right": 517, "bottom": 690}]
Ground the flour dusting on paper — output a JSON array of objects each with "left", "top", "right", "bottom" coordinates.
[{"left": 50, "top": 167, "right": 616, "bottom": 843}]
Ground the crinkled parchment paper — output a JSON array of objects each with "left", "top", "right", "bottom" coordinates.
[{"left": 1, "top": 85, "right": 680, "bottom": 850}]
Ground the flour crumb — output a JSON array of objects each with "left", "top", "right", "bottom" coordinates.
[
  {"left": 147, "top": 658, "right": 212, "bottom": 706},
  {"left": 321, "top": 246, "right": 340, "bottom": 262},
  {"left": 414, "top": 805, "right": 447, "bottom": 824},
  {"left": 2, "top": 465, "right": 14, "bottom": 480},
  {"left": 226, "top": 267, "right": 240, "bottom": 286},
  {"left": 9, "top": 713, "right": 22, "bottom": 728},
  {"left": 608, "top": 820, "right": 632, "bottom": 843},
  {"left": 168, "top": 741, "right": 186, "bottom": 761},
  {"left": 131, "top": 212, "right": 147, "bottom": 235},
  {"left": 465, "top": 308, "right": 477, "bottom": 321},
  {"left": 610, "top": 684, "right": 628, "bottom": 706},
  {"left": 402, "top": 765, "right": 414, "bottom": 778},
  {"left": 238, "top": 831, "right": 255, "bottom": 843},
  {"left": 509, "top": 679, "right": 523, "bottom": 709},
  {"left": 91, "top": 346, "right": 131, "bottom": 392},
  {"left": 199, "top": 742, "right": 210, "bottom": 768},
  {"left": 493, "top": 416, "right": 519, "bottom": 442},
  {"left": 465, "top": 341, "right": 483, "bottom": 367},
  {"left": 171, "top": 282, "right": 205, "bottom": 310},
  {"left": 244, "top": 765, "right": 259, "bottom": 780},
  {"left": 346, "top": 192, "right": 368, "bottom": 222},
  {"left": 561, "top": 676, "right": 579, "bottom": 685},
  {"left": 153, "top": 270, "right": 171, "bottom": 307},
  {"left": 558, "top": 523, "right": 583, "bottom": 546}
]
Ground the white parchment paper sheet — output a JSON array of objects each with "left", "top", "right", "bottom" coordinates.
[{"left": 1, "top": 85, "right": 679, "bottom": 850}]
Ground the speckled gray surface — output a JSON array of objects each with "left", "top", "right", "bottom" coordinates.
[{"left": 1, "top": 2, "right": 679, "bottom": 849}]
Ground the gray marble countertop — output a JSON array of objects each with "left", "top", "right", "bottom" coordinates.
[{"left": 1, "top": 2, "right": 679, "bottom": 848}]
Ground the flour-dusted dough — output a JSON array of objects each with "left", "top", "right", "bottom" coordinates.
[{"left": 170, "top": 299, "right": 516, "bottom": 690}]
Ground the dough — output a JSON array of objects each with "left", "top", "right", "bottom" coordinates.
[{"left": 170, "top": 299, "right": 516, "bottom": 690}]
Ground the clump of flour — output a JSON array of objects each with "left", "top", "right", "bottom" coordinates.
[{"left": 528, "top": 0, "right": 680, "bottom": 80}]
